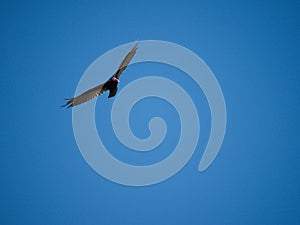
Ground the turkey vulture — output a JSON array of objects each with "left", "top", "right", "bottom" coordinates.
[{"left": 62, "top": 42, "right": 138, "bottom": 108}]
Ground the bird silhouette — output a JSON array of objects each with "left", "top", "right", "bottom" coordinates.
[{"left": 62, "top": 42, "right": 138, "bottom": 108}]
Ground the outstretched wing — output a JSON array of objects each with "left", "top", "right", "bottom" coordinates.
[
  {"left": 113, "top": 42, "right": 138, "bottom": 79},
  {"left": 62, "top": 82, "right": 107, "bottom": 108}
]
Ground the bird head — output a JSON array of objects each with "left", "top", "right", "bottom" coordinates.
[{"left": 112, "top": 77, "right": 120, "bottom": 83}]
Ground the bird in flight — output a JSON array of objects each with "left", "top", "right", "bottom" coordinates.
[{"left": 62, "top": 42, "right": 138, "bottom": 108}]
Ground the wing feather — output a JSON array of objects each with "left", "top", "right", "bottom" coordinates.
[
  {"left": 114, "top": 42, "right": 138, "bottom": 79},
  {"left": 62, "top": 82, "right": 106, "bottom": 108}
]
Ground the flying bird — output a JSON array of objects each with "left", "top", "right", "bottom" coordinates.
[{"left": 62, "top": 42, "right": 138, "bottom": 108}]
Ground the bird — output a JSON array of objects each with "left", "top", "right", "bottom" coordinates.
[{"left": 62, "top": 42, "right": 138, "bottom": 108}]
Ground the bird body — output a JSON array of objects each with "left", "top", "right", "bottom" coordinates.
[
  {"left": 103, "top": 78, "right": 119, "bottom": 98},
  {"left": 62, "top": 43, "right": 138, "bottom": 108}
]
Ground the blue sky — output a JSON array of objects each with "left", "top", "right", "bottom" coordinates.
[{"left": 1, "top": 0, "right": 299, "bottom": 224}]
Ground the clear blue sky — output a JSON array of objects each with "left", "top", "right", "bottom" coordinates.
[{"left": 1, "top": 0, "right": 299, "bottom": 224}]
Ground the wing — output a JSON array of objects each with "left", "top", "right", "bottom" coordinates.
[
  {"left": 113, "top": 42, "right": 138, "bottom": 79},
  {"left": 62, "top": 82, "right": 107, "bottom": 108}
]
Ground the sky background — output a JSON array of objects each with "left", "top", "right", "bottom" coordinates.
[{"left": 1, "top": 0, "right": 299, "bottom": 224}]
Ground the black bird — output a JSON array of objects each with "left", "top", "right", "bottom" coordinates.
[{"left": 62, "top": 42, "right": 138, "bottom": 108}]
